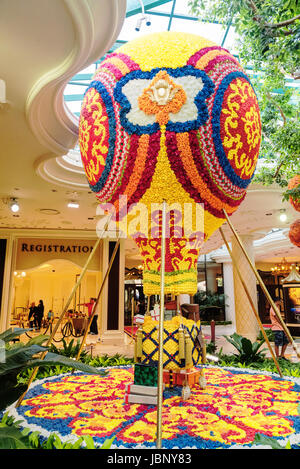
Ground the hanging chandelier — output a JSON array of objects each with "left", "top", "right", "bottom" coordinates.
[{"left": 271, "top": 258, "right": 300, "bottom": 275}]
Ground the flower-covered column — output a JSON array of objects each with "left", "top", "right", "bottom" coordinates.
[{"left": 232, "top": 234, "right": 259, "bottom": 341}]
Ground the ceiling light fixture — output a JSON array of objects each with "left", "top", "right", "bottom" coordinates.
[
  {"left": 135, "top": 0, "right": 151, "bottom": 31},
  {"left": 279, "top": 209, "right": 287, "bottom": 222},
  {"left": 13, "top": 270, "right": 27, "bottom": 279},
  {"left": 68, "top": 201, "right": 79, "bottom": 208},
  {"left": 10, "top": 198, "right": 19, "bottom": 213},
  {"left": 271, "top": 258, "right": 299, "bottom": 276}
]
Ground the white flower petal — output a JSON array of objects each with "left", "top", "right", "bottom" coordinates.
[{"left": 121, "top": 74, "right": 204, "bottom": 127}]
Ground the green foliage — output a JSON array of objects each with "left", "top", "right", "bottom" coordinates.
[
  {"left": 213, "top": 343, "right": 300, "bottom": 377},
  {"left": 188, "top": 0, "right": 300, "bottom": 73},
  {"left": 85, "top": 353, "right": 134, "bottom": 368},
  {"left": 256, "top": 328, "right": 274, "bottom": 343},
  {"left": 188, "top": 0, "right": 300, "bottom": 193},
  {"left": 49, "top": 338, "right": 89, "bottom": 360},
  {"left": 223, "top": 332, "right": 267, "bottom": 363},
  {"left": 206, "top": 341, "right": 217, "bottom": 354},
  {"left": 253, "top": 433, "right": 292, "bottom": 449},
  {"left": 282, "top": 184, "right": 300, "bottom": 202},
  {"left": 194, "top": 290, "right": 227, "bottom": 308},
  {"left": 0, "top": 425, "right": 30, "bottom": 449},
  {"left": 48, "top": 339, "right": 133, "bottom": 367},
  {"left": 194, "top": 290, "right": 227, "bottom": 321},
  {"left": 0, "top": 413, "right": 115, "bottom": 449},
  {"left": 0, "top": 328, "right": 107, "bottom": 411}
]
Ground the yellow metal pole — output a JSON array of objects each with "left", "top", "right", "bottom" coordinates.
[
  {"left": 130, "top": 296, "right": 135, "bottom": 344},
  {"left": 74, "top": 239, "right": 120, "bottom": 363},
  {"left": 15, "top": 214, "right": 113, "bottom": 408},
  {"left": 222, "top": 209, "right": 300, "bottom": 359},
  {"left": 219, "top": 227, "right": 283, "bottom": 377},
  {"left": 156, "top": 200, "right": 167, "bottom": 449}
]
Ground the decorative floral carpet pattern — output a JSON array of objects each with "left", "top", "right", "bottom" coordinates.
[{"left": 6, "top": 366, "right": 300, "bottom": 449}]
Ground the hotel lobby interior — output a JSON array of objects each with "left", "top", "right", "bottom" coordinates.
[{"left": 0, "top": 0, "right": 299, "bottom": 451}]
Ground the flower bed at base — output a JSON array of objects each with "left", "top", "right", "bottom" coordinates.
[{"left": 3, "top": 365, "right": 300, "bottom": 449}]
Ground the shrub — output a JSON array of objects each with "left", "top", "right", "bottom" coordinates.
[{"left": 223, "top": 332, "right": 267, "bottom": 364}]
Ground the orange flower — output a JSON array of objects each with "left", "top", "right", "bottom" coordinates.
[{"left": 138, "top": 70, "right": 186, "bottom": 125}]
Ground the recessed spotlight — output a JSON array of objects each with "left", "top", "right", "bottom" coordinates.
[
  {"left": 279, "top": 209, "right": 287, "bottom": 222},
  {"left": 68, "top": 201, "right": 79, "bottom": 208},
  {"left": 10, "top": 198, "right": 19, "bottom": 213}
]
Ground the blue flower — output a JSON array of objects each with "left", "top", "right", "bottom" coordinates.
[
  {"left": 211, "top": 71, "right": 258, "bottom": 189},
  {"left": 114, "top": 66, "right": 214, "bottom": 135},
  {"left": 81, "top": 81, "right": 116, "bottom": 193}
]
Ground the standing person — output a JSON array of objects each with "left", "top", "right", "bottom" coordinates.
[
  {"left": 46, "top": 309, "right": 54, "bottom": 327},
  {"left": 269, "top": 298, "right": 289, "bottom": 360},
  {"left": 78, "top": 298, "right": 98, "bottom": 335},
  {"left": 35, "top": 300, "right": 44, "bottom": 331},
  {"left": 28, "top": 302, "right": 36, "bottom": 328}
]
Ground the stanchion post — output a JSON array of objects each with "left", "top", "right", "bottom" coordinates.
[
  {"left": 156, "top": 200, "right": 167, "bottom": 449},
  {"left": 222, "top": 209, "right": 300, "bottom": 360},
  {"left": 210, "top": 319, "right": 215, "bottom": 344}
]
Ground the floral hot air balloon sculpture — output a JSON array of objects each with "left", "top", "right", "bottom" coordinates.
[{"left": 79, "top": 32, "right": 261, "bottom": 296}]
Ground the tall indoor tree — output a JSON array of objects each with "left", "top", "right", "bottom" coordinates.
[{"left": 189, "top": 0, "right": 300, "bottom": 201}]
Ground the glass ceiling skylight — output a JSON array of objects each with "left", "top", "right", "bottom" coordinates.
[{"left": 63, "top": 0, "right": 238, "bottom": 117}]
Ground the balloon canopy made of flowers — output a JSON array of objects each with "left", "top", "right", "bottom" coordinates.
[{"left": 79, "top": 32, "right": 261, "bottom": 296}]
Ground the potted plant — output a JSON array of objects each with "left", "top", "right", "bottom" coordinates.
[{"left": 194, "top": 290, "right": 227, "bottom": 321}]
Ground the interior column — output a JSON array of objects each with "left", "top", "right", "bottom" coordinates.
[
  {"left": 232, "top": 234, "right": 259, "bottom": 341},
  {"left": 0, "top": 235, "right": 16, "bottom": 332},
  {"left": 99, "top": 238, "right": 125, "bottom": 342},
  {"left": 222, "top": 260, "right": 236, "bottom": 327}
]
